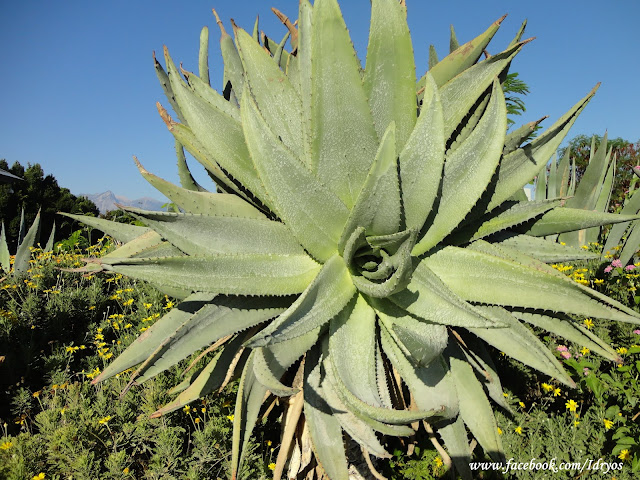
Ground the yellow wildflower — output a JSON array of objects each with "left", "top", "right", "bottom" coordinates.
[
  {"left": 0, "top": 440, "right": 12, "bottom": 450},
  {"left": 164, "top": 300, "right": 175, "bottom": 309},
  {"left": 553, "top": 388, "right": 561, "bottom": 397},
  {"left": 518, "top": 401, "right": 525, "bottom": 408},
  {"left": 565, "top": 400, "right": 578, "bottom": 412},
  {"left": 227, "top": 414, "right": 234, "bottom": 421},
  {"left": 514, "top": 426, "right": 523, "bottom": 435},
  {"left": 603, "top": 419, "right": 614, "bottom": 430},
  {"left": 580, "top": 347, "right": 590, "bottom": 355},
  {"left": 619, "top": 449, "right": 631, "bottom": 462},
  {"left": 123, "top": 467, "right": 130, "bottom": 474},
  {"left": 32, "top": 390, "right": 40, "bottom": 398},
  {"left": 143, "top": 303, "right": 152, "bottom": 309},
  {"left": 583, "top": 319, "right": 594, "bottom": 329},
  {"left": 123, "top": 299, "right": 134, "bottom": 306},
  {"left": 32, "top": 474, "right": 45, "bottom": 480},
  {"left": 497, "top": 427, "right": 502, "bottom": 435},
  {"left": 183, "top": 405, "right": 191, "bottom": 414},
  {"left": 194, "top": 417, "right": 201, "bottom": 424},
  {"left": 617, "top": 347, "right": 628, "bottom": 355},
  {"left": 268, "top": 463, "right": 276, "bottom": 471},
  {"left": 434, "top": 457, "right": 443, "bottom": 467},
  {"left": 541, "top": 383, "right": 553, "bottom": 393},
  {"left": 98, "top": 416, "right": 111, "bottom": 425}
]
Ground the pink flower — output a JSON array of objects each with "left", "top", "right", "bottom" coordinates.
[
  {"left": 625, "top": 265, "right": 635, "bottom": 271},
  {"left": 633, "top": 329, "right": 640, "bottom": 335},
  {"left": 604, "top": 266, "right": 613, "bottom": 273},
  {"left": 583, "top": 368, "right": 590, "bottom": 376},
  {"left": 557, "top": 345, "right": 568, "bottom": 352},
  {"left": 561, "top": 351, "right": 572, "bottom": 359},
  {"left": 612, "top": 259, "right": 623, "bottom": 268}
]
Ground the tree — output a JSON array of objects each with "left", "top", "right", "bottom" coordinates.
[{"left": 0, "top": 160, "right": 100, "bottom": 250}]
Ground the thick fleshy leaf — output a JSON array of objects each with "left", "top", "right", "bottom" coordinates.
[
  {"left": 454, "top": 334, "right": 510, "bottom": 411},
  {"left": 513, "top": 311, "right": 619, "bottom": 362},
  {"left": 493, "top": 233, "right": 598, "bottom": 263},
  {"left": 463, "top": 199, "right": 563, "bottom": 242},
  {"left": 325, "top": 348, "right": 445, "bottom": 424},
  {"left": 311, "top": 0, "right": 378, "bottom": 208},
  {"left": 524, "top": 209, "right": 640, "bottom": 237},
  {"left": 488, "top": 85, "right": 598, "bottom": 210},
  {"left": 400, "top": 73, "right": 445, "bottom": 232},
  {"left": 440, "top": 41, "right": 523, "bottom": 140},
  {"left": 503, "top": 116, "right": 547, "bottom": 156},
  {"left": 232, "top": 352, "right": 269, "bottom": 480},
  {"left": 183, "top": 69, "right": 239, "bottom": 121},
  {"left": 602, "top": 181, "right": 640, "bottom": 257},
  {"left": 151, "top": 334, "right": 247, "bottom": 416},
  {"left": 0, "top": 223, "right": 10, "bottom": 272},
  {"left": 425, "top": 244, "right": 640, "bottom": 324},
  {"left": 132, "top": 296, "right": 288, "bottom": 384},
  {"left": 252, "top": 327, "right": 321, "bottom": 396},
  {"left": 338, "top": 122, "right": 400, "bottom": 248},
  {"left": 304, "top": 344, "right": 349, "bottom": 480},
  {"left": 390, "top": 261, "right": 503, "bottom": 328},
  {"left": 364, "top": 0, "right": 416, "bottom": 151},
  {"left": 372, "top": 298, "right": 448, "bottom": 368},
  {"left": 241, "top": 89, "right": 349, "bottom": 262},
  {"left": 99, "top": 231, "right": 177, "bottom": 261},
  {"left": 212, "top": 9, "right": 244, "bottom": 103},
  {"left": 450, "top": 354, "right": 504, "bottom": 462},
  {"left": 198, "top": 26, "right": 209, "bottom": 86},
  {"left": 420, "top": 15, "right": 506, "bottom": 89},
  {"left": 133, "top": 158, "right": 265, "bottom": 218},
  {"left": 298, "top": 0, "right": 313, "bottom": 163},
  {"left": 619, "top": 222, "right": 640, "bottom": 267},
  {"left": 235, "top": 27, "right": 304, "bottom": 161},
  {"left": 414, "top": 79, "right": 506, "bottom": 255},
  {"left": 59, "top": 213, "right": 149, "bottom": 244},
  {"left": 174, "top": 140, "right": 203, "bottom": 192},
  {"left": 92, "top": 293, "right": 216, "bottom": 383},
  {"left": 320, "top": 371, "right": 392, "bottom": 458},
  {"left": 469, "top": 306, "right": 575, "bottom": 387},
  {"left": 126, "top": 209, "right": 304, "bottom": 256},
  {"left": 437, "top": 416, "right": 473, "bottom": 480},
  {"left": 379, "top": 322, "right": 458, "bottom": 416},
  {"left": 164, "top": 47, "right": 270, "bottom": 207},
  {"left": 566, "top": 133, "right": 611, "bottom": 210},
  {"left": 329, "top": 294, "right": 380, "bottom": 406},
  {"left": 248, "top": 254, "right": 356, "bottom": 347},
  {"left": 101, "top": 254, "right": 320, "bottom": 296}
]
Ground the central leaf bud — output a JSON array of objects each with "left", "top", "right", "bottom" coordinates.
[{"left": 342, "top": 226, "right": 417, "bottom": 298}]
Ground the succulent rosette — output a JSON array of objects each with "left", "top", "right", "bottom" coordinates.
[{"left": 67, "top": 1, "right": 640, "bottom": 478}]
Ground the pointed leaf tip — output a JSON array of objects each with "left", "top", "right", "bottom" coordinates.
[
  {"left": 211, "top": 8, "right": 228, "bottom": 36},
  {"left": 156, "top": 102, "right": 174, "bottom": 128}
]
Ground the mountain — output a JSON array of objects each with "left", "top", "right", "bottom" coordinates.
[{"left": 79, "top": 191, "right": 165, "bottom": 214}]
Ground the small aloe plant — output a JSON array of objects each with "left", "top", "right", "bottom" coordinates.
[
  {"left": 0, "top": 209, "right": 54, "bottom": 274},
  {"left": 69, "top": 1, "right": 640, "bottom": 479}
]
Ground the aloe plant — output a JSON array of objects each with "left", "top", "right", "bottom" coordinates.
[
  {"left": 0, "top": 209, "right": 48, "bottom": 274},
  {"left": 69, "top": 2, "right": 640, "bottom": 479}
]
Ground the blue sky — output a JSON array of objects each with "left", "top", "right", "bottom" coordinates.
[{"left": 1, "top": 1, "right": 639, "bottom": 201}]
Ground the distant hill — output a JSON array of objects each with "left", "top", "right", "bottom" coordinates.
[{"left": 79, "top": 191, "right": 165, "bottom": 214}]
